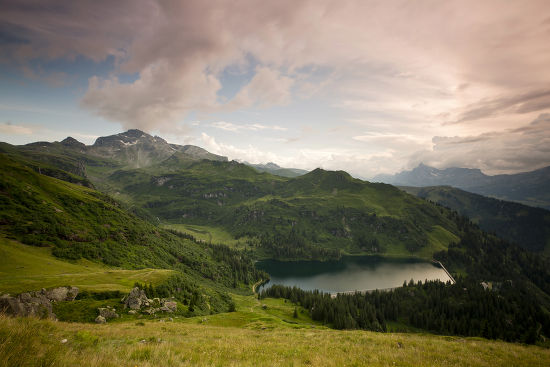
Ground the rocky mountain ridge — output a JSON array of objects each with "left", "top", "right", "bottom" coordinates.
[{"left": 375, "top": 163, "right": 550, "bottom": 210}]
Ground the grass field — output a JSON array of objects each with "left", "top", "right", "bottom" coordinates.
[
  {"left": 2, "top": 238, "right": 550, "bottom": 366},
  {"left": 1, "top": 310, "right": 549, "bottom": 367},
  {"left": 162, "top": 223, "right": 249, "bottom": 249},
  {"left": 0, "top": 237, "right": 174, "bottom": 294}
]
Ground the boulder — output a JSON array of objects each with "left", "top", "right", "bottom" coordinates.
[
  {"left": 123, "top": 287, "right": 150, "bottom": 310},
  {"left": 142, "top": 308, "right": 156, "bottom": 315},
  {"left": 45, "top": 286, "right": 79, "bottom": 302},
  {"left": 0, "top": 292, "right": 54, "bottom": 319},
  {"left": 161, "top": 301, "right": 177, "bottom": 312},
  {"left": 95, "top": 315, "right": 106, "bottom": 324},
  {"left": 98, "top": 307, "right": 119, "bottom": 319},
  {"left": 0, "top": 286, "right": 79, "bottom": 320}
]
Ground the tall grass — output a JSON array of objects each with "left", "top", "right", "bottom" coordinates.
[{"left": 1, "top": 313, "right": 549, "bottom": 367}]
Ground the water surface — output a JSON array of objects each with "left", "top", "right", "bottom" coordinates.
[{"left": 256, "top": 256, "right": 451, "bottom": 294}]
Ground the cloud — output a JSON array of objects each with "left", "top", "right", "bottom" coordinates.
[
  {"left": 449, "top": 89, "right": 550, "bottom": 124},
  {"left": 200, "top": 132, "right": 412, "bottom": 179},
  {"left": 0, "top": 122, "right": 33, "bottom": 135},
  {"left": 408, "top": 114, "right": 550, "bottom": 174},
  {"left": 225, "top": 67, "right": 294, "bottom": 110},
  {"left": 3, "top": 0, "right": 550, "bottom": 177},
  {"left": 81, "top": 61, "right": 222, "bottom": 132},
  {"left": 7, "top": 0, "right": 550, "bottom": 134},
  {"left": 211, "top": 121, "right": 287, "bottom": 132}
]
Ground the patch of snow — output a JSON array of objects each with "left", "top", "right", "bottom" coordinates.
[{"left": 119, "top": 139, "right": 137, "bottom": 146}]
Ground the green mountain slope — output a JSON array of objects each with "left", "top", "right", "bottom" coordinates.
[
  {"left": 245, "top": 161, "right": 308, "bottom": 177},
  {"left": 401, "top": 185, "right": 550, "bottom": 253},
  {"left": 0, "top": 153, "right": 264, "bottom": 314},
  {"left": 90, "top": 158, "right": 463, "bottom": 260},
  {"left": 0, "top": 134, "right": 474, "bottom": 261}
]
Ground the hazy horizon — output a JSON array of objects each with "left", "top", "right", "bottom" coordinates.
[{"left": 2, "top": 0, "right": 550, "bottom": 178}]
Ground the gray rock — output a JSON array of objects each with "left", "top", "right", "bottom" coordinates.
[
  {"left": 128, "top": 310, "right": 137, "bottom": 315},
  {"left": 95, "top": 315, "right": 106, "bottom": 324},
  {"left": 162, "top": 301, "right": 177, "bottom": 312},
  {"left": 98, "top": 307, "right": 119, "bottom": 319},
  {"left": 123, "top": 287, "right": 150, "bottom": 310},
  {"left": 0, "top": 286, "right": 79, "bottom": 320},
  {"left": 45, "top": 286, "right": 79, "bottom": 302},
  {"left": 0, "top": 292, "right": 54, "bottom": 319},
  {"left": 142, "top": 308, "right": 156, "bottom": 315}
]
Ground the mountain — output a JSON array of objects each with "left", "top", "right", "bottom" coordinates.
[
  {"left": 0, "top": 152, "right": 263, "bottom": 314},
  {"left": 374, "top": 163, "right": 550, "bottom": 210},
  {"left": 3, "top": 130, "right": 550, "bottom": 348},
  {"left": 244, "top": 161, "right": 308, "bottom": 178},
  {"left": 1, "top": 131, "right": 465, "bottom": 260},
  {"left": 88, "top": 129, "right": 227, "bottom": 168},
  {"left": 401, "top": 185, "right": 550, "bottom": 252}
]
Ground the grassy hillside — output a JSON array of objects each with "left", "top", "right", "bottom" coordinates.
[
  {"left": 94, "top": 161, "right": 464, "bottom": 260},
  {"left": 401, "top": 186, "right": 550, "bottom": 253},
  {"left": 1, "top": 311, "right": 549, "bottom": 367},
  {"left": 0, "top": 237, "right": 173, "bottom": 294},
  {"left": 0, "top": 153, "right": 267, "bottom": 316},
  {"left": 3, "top": 140, "right": 522, "bottom": 261}
]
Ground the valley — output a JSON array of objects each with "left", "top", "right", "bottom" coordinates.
[
  {"left": 1, "top": 130, "right": 550, "bottom": 365},
  {"left": 3, "top": 3, "right": 550, "bottom": 365}
]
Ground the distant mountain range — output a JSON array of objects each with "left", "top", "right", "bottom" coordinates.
[
  {"left": 0, "top": 129, "right": 472, "bottom": 260},
  {"left": 243, "top": 161, "right": 308, "bottom": 178},
  {"left": 374, "top": 163, "right": 550, "bottom": 210}
]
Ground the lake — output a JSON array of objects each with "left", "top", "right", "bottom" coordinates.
[{"left": 256, "top": 256, "right": 452, "bottom": 294}]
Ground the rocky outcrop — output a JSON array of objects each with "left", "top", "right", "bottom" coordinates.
[
  {"left": 98, "top": 306, "right": 119, "bottom": 320},
  {"left": 44, "top": 286, "right": 79, "bottom": 302},
  {"left": 95, "top": 315, "right": 106, "bottom": 324},
  {"left": 122, "top": 287, "right": 177, "bottom": 315},
  {"left": 0, "top": 286, "right": 79, "bottom": 320},
  {"left": 123, "top": 287, "right": 150, "bottom": 310}
]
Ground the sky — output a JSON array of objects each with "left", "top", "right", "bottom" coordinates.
[{"left": 1, "top": 0, "right": 550, "bottom": 179}]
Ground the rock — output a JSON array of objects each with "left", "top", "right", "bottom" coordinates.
[
  {"left": 142, "top": 308, "right": 156, "bottom": 315},
  {"left": 98, "top": 307, "right": 119, "bottom": 319},
  {"left": 45, "top": 286, "right": 79, "bottom": 302},
  {"left": 0, "top": 292, "right": 54, "bottom": 319},
  {"left": 60, "top": 339, "right": 68, "bottom": 344},
  {"left": 95, "top": 315, "right": 106, "bottom": 324},
  {"left": 128, "top": 310, "right": 137, "bottom": 315},
  {"left": 0, "top": 286, "right": 79, "bottom": 320},
  {"left": 162, "top": 301, "right": 177, "bottom": 312},
  {"left": 123, "top": 287, "right": 150, "bottom": 310},
  {"left": 159, "top": 306, "right": 172, "bottom": 313}
]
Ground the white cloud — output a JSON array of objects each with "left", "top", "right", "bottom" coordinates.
[
  {"left": 0, "top": 122, "right": 33, "bottom": 135},
  {"left": 407, "top": 114, "right": 550, "bottom": 174},
  {"left": 211, "top": 121, "right": 287, "bottom": 132}
]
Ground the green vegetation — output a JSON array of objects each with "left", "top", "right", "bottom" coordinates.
[
  {"left": 93, "top": 161, "right": 465, "bottom": 260},
  {"left": 0, "top": 152, "right": 264, "bottom": 317},
  {"left": 0, "top": 138, "right": 480, "bottom": 261},
  {"left": 3, "top": 133, "right": 550, "bottom": 364},
  {"left": 262, "top": 278, "right": 550, "bottom": 344},
  {"left": 162, "top": 223, "right": 245, "bottom": 247},
  {"left": 0, "top": 237, "right": 173, "bottom": 293},
  {"left": 1, "top": 313, "right": 549, "bottom": 367},
  {"left": 401, "top": 185, "right": 550, "bottom": 253}
]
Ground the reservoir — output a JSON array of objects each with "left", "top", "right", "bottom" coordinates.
[{"left": 256, "top": 256, "right": 452, "bottom": 294}]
